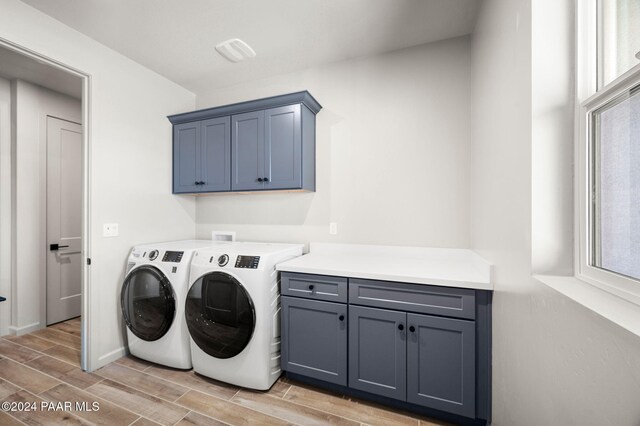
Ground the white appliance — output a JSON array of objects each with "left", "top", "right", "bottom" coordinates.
[
  {"left": 121, "top": 240, "right": 213, "bottom": 369},
  {"left": 186, "top": 242, "right": 303, "bottom": 390}
]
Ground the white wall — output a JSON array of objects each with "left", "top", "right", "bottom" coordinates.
[
  {"left": 0, "top": 76, "right": 10, "bottom": 336},
  {"left": 0, "top": 0, "right": 197, "bottom": 369},
  {"left": 11, "top": 80, "right": 80, "bottom": 334},
  {"left": 472, "top": 0, "right": 640, "bottom": 424},
  {"left": 531, "top": 0, "right": 575, "bottom": 275},
  {"left": 195, "top": 37, "right": 472, "bottom": 250}
]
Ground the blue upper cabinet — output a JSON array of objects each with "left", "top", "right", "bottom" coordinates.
[
  {"left": 173, "top": 122, "right": 201, "bottom": 193},
  {"left": 172, "top": 118, "right": 230, "bottom": 193},
  {"left": 201, "top": 117, "right": 231, "bottom": 192},
  {"left": 265, "top": 105, "right": 302, "bottom": 190},
  {"left": 169, "top": 91, "right": 321, "bottom": 194},
  {"left": 232, "top": 110, "right": 265, "bottom": 191}
]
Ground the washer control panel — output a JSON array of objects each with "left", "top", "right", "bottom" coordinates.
[
  {"left": 235, "top": 255, "right": 260, "bottom": 269},
  {"left": 162, "top": 251, "right": 184, "bottom": 263},
  {"left": 148, "top": 249, "right": 159, "bottom": 261}
]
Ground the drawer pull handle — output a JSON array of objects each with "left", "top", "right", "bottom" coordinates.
[
  {"left": 339, "top": 315, "right": 345, "bottom": 321},
  {"left": 409, "top": 325, "right": 416, "bottom": 333},
  {"left": 308, "top": 284, "right": 314, "bottom": 291},
  {"left": 398, "top": 323, "right": 404, "bottom": 331}
]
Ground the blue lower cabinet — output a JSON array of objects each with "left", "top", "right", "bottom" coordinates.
[
  {"left": 407, "top": 313, "right": 476, "bottom": 418},
  {"left": 280, "top": 272, "right": 491, "bottom": 424},
  {"left": 348, "top": 305, "right": 406, "bottom": 400},
  {"left": 281, "top": 296, "right": 347, "bottom": 385}
]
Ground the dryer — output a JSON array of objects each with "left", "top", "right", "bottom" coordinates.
[
  {"left": 121, "top": 240, "right": 213, "bottom": 369},
  {"left": 186, "top": 242, "right": 303, "bottom": 390}
]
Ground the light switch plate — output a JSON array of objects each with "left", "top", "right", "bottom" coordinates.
[{"left": 103, "top": 223, "right": 119, "bottom": 237}]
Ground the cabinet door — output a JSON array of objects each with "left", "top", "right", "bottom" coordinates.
[
  {"left": 281, "top": 296, "right": 347, "bottom": 385},
  {"left": 407, "top": 313, "right": 476, "bottom": 418},
  {"left": 200, "top": 117, "right": 231, "bottom": 192},
  {"left": 264, "top": 105, "right": 301, "bottom": 190},
  {"left": 173, "top": 122, "right": 201, "bottom": 193},
  {"left": 232, "top": 110, "right": 264, "bottom": 191},
  {"left": 349, "top": 306, "right": 406, "bottom": 400}
]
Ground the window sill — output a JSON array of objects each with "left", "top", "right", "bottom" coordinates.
[{"left": 534, "top": 274, "right": 640, "bottom": 338}]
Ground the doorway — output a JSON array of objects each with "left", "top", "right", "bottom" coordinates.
[{"left": 0, "top": 39, "right": 91, "bottom": 370}]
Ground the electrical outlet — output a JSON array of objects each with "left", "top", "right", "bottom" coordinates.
[
  {"left": 329, "top": 222, "right": 338, "bottom": 235},
  {"left": 103, "top": 223, "right": 119, "bottom": 237}
]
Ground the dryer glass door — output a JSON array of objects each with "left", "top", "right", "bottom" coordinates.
[
  {"left": 121, "top": 265, "right": 176, "bottom": 341},
  {"left": 186, "top": 272, "right": 255, "bottom": 359}
]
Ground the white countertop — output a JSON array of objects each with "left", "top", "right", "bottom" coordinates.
[{"left": 276, "top": 243, "right": 493, "bottom": 290}]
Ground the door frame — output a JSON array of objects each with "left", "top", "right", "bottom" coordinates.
[{"left": 0, "top": 37, "right": 92, "bottom": 371}]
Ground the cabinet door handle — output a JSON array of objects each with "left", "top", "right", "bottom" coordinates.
[
  {"left": 257, "top": 177, "right": 264, "bottom": 182},
  {"left": 308, "top": 284, "right": 314, "bottom": 291},
  {"left": 263, "top": 177, "right": 269, "bottom": 182},
  {"left": 409, "top": 325, "right": 416, "bottom": 333},
  {"left": 398, "top": 323, "right": 404, "bottom": 331},
  {"left": 339, "top": 315, "right": 345, "bottom": 321}
]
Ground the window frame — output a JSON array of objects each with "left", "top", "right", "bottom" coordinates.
[{"left": 576, "top": 0, "right": 640, "bottom": 307}]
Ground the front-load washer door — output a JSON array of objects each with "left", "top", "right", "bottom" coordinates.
[
  {"left": 121, "top": 265, "right": 176, "bottom": 341},
  {"left": 186, "top": 272, "right": 255, "bottom": 359}
]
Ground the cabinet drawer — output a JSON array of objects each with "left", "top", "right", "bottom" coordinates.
[
  {"left": 349, "top": 279, "right": 475, "bottom": 320},
  {"left": 281, "top": 272, "right": 348, "bottom": 303}
]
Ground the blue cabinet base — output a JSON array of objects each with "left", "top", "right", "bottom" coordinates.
[
  {"left": 284, "top": 372, "right": 489, "bottom": 426},
  {"left": 280, "top": 272, "right": 492, "bottom": 425}
]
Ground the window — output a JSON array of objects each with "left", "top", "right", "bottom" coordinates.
[
  {"left": 577, "top": 0, "right": 640, "bottom": 304},
  {"left": 598, "top": 0, "right": 640, "bottom": 87},
  {"left": 591, "top": 86, "right": 640, "bottom": 281}
]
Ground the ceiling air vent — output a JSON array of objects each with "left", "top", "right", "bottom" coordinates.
[{"left": 215, "top": 39, "right": 256, "bottom": 63}]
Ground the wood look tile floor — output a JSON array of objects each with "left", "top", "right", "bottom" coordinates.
[{"left": 0, "top": 318, "right": 449, "bottom": 426}]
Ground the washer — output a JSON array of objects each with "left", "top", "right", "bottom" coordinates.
[
  {"left": 121, "top": 240, "right": 213, "bottom": 369},
  {"left": 186, "top": 242, "right": 303, "bottom": 390}
]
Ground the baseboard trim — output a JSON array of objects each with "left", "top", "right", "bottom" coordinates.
[
  {"left": 8, "top": 321, "right": 41, "bottom": 336},
  {"left": 96, "top": 346, "right": 127, "bottom": 369}
]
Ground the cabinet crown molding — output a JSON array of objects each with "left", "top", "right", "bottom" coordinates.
[{"left": 168, "top": 90, "right": 322, "bottom": 125}]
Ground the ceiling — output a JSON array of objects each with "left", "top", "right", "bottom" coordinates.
[
  {"left": 19, "top": 0, "right": 480, "bottom": 95},
  {"left": 0, "top": 46, "right": 82, "bottom": 98}
]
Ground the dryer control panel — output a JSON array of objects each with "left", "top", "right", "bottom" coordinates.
[
  {"left": 235, "top": 255, "right": 260, "bottom": 269},
  {"left": 162, "top": 251, "right": 184, "bottom": 263}
]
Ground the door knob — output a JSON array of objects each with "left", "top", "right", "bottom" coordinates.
[
  {"left": 398, "top": 323, "right": 404, "bottom": 331},
  {"left": 409, "top": 325, "right": 416, "bottom": 333},
  {"left": 263, "top": 177, "right": 269, "bottom": 182},
  {"left": 257, "top": 177, "right": 264, "bottom": 182}
]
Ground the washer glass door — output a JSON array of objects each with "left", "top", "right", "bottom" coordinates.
[
  {"left": 121, "top": 265, "right": 176, "bottom": 341},
  {"left": 186, "top": 272, "right": 255, "bottom": 359}
]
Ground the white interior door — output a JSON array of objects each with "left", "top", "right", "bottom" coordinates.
[{"left": 46, "top": 116, "right": 82, "bottom": 325}]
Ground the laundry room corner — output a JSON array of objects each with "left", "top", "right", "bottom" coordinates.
[{"left": 0, "top": 0, "right": 199, "bottom": 372}]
